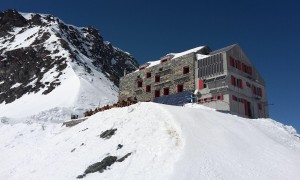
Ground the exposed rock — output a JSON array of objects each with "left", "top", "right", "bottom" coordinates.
[
  {"left": 117, "top": 144, "right": 123, "bottom": 150},
  {"left": 100, "top": 129, "right": 117, "bottom": 139},
  {"left": 77, "top": 156, "right": 117, "bottom": 178},
  {"left": 77, "top": 153, "right": 132, "bottom": 178},
  {"left": 117, "top": 153, "right": 132, "bottom": 162}
]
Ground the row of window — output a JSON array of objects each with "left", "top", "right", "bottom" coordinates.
[
  {"left": 232, "top": 95, "right": 263, "bottom": 111},
  {"left": 199, "top": 95, "right": 224, "bottom": 103},
  {"left": 252, "top": 85, "right": 263, "bottom": 97},
  {"left": 231, "top": 75, "right": 243, "bottom": 89},
  {"left": 229, "top": 56, "right": 252, "bottom": 75},
  {"left": 148, "top": 84, "right": 184, "bottom": 98},
  {"left": 231, "top": 75, "right": 263, "bottom": 97},
  {"left": 137, "top": 66, "right": 189, "bottom": 87}
]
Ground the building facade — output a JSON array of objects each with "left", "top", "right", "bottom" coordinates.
[{"left": 119, "top": 44, "right": 269, "bottom": 118}]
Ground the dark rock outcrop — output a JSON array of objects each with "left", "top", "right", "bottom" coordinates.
[{"left": 100, "top": 129, "right": 117, "bottom": 139}]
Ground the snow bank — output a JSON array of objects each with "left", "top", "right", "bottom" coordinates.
[{"left": 0, "top": 102, "right": 299, "bottom": 180}]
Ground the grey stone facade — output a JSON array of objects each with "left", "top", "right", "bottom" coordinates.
[
  {"left": 119, "top": 44, "right": 269, "bottom": 119},
  {"left": 119, "top": 53, "right": 196, "bottom": 102}
]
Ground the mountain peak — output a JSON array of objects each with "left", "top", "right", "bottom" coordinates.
[{"left": 0, "top": 10, "right": 139, "bottom": 118}]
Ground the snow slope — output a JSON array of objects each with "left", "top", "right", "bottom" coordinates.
[{"left": 1, "top": 102, "right": 299, "bottom": 180}]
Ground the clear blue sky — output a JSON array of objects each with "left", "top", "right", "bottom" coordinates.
[{"left": 2, "top": 0, "right": 300, "bottom": 131}]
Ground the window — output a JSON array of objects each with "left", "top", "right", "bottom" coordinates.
[
  {"left": 183, "top": 66, "right": 189, "bottom": 74},
  {"left": 231, "top": 75, "right": 243, "bottom": 89},
  {"left": 238, "top": 79, "right": 243, "bottom": 89},
  {"left": 146, "top": 85, "right": 151, "bottom": 92},
  {"left": 257, "top": 87, "right": 262, "bottom": 97},
  {"left": 258, "top": 103, "right": 262, "bottom": 110},
  {"left": 211, "top": 97, "right": 214, "bottom": 101},
  {"left": 232, "top": 95, "right": 238, "bottom": 101},
  {"left": 155, "top": 76, "right": 160, "bottom": 83},
  {"left": 217, "top": 95, "right": 224, "bottom": 100},
  {"left": 163, "top": 87, "right": 170, "bottom": 95},
  {"left": 137, "top": 81, "right": 142, "bottom": 87},
  {"left": 203, "top": 83, "right": 207, "bottom": 88},
  {"left": 246, "top": 82, "right": 251, "bottom": 88},
  {"left": 146, "top": 72, "right": 151, "bottom": 78},
  {"left": 237, "top": 60, "right": 241, "bottom": 70},
  {"left": 155, "top": 90, "right": 160, "bottom": 97},
  {"left": 230, "top": 56, "right": 234, "bottom": 67},
  {"left": 242, "top": 63, "right": 246, "bottom": 72},
  {"left": 252, "top": 85, "right": 257, "bottom": 95},
  {"left": 231, "top": 75, "right": 236, "bottom": 86},
  {"left": 213, "top": 96, "right": 217, "bottom": 101},
  {"left": 177, "top": 84, "right": 183, "bottom": 93}
]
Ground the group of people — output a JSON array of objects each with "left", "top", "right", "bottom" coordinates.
[{"left": 84, "top": 98, "right": 138, "bottom": 117}]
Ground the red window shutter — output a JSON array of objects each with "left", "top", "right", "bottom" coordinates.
[
  {"left": 207, "top": 97, "right": 210, "bottom": 102},
  {"left": 258, "top": 103, "right": 262, "bottom": 110},
  {"left": 155, "top": 90, "right": 160, "bottom": 97},
  {"left": 146, "top": 72, "right": 151, "bottom": 78},
  {"left": 137, "top": 81, "right": 142, "bottom": 87},
  {"left": 242, "top": 63, "right": 246, "bottom": 72},
  {"left": 232, "top": 95, "right": 236, "bottom": 101},
  {"left": 146, "top": 85, "right": 151, "bottom": 92},
  {"left": 199, "top": 80, "right": 203, "bottom": 90},
  {"left": 239, "top": 79, "right": 243, "bottom": 89},
  {"left": 231, "top": 76, "right": 235, "bottom": 86},
  {"left": 220, "top": 95, "right": 224, "bottom": 100},
  {"left": 238, "top": 61, "right": 241, "bottom": 70},
  {"left": 249, "top": 67, "right": 253, "bottom": 75},
  {"left": 259, "top": 88, "right": 262, "bottom": 97},
  {"left": 230, "top": 57, "right": 234, "bottom": 67},
  {"left": 200, "top": 99, "right": 204, "bottom": 103},
  {"left": 183, "top": 66, "right": 189, "bottom": 74},
  {"left": 213, "top": 96, "right": 217, "bottom": 101},
  {"left": 252, "top": 85, "right": 256, "bottom": 95},
  {"left": 155, "top": 76, "right": 160, "bottom": 82}
]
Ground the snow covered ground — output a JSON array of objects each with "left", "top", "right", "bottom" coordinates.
[{"left": 1, "top": 102, "right": 299, "bottom": 180}]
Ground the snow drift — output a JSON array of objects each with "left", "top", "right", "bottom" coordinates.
[{"left": 1, "top": 102, "right": 299, "bottom": 180}]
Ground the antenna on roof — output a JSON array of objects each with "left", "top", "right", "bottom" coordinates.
[{"left": 124, "top": 68, "right": 127, "bottom": 76}]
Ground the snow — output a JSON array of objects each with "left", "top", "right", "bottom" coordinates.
[
  {"left": 0, "top": 102, "right": 299, "bottom": 180},
  {"left": 10, "top": 83, "right": 22, "bottom": 89},
  {"left": 135, "top": 46, "right": 207, "bottom": 72},
  {"left": 196, "top": 53, "right": 210, "bottom": 60},
  {"left": 7, "top": 26, "right": 40, "bottom": 50},
  {"left": 168, "top": 46, "right": 206, "bottom": 59}
]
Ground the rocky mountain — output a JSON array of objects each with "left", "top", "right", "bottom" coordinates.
[
  {"left": 0, "top": 9, "right": 138, "bottom": 104},
  {"left": 0, "top": 9, "right": 138, "bottom": 119}
]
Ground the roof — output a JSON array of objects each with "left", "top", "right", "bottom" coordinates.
[
  {"left": 166, "top": 46, "right": 206, "bottom": 59},
  {"left": 209, "top": 44, "right": 237, "bottom": 55}
]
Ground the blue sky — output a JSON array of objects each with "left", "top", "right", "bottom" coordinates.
[{"left": 1, "top": 0, "right": 300, "bottom": 131}]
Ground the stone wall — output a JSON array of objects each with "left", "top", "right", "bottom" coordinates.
[{"left": 119, "top": 53, "right": 196, "bottom": 101}]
